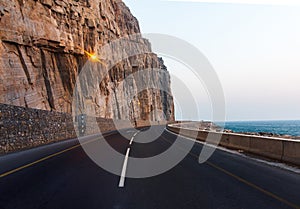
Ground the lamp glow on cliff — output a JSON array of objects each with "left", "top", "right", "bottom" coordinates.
[
  {"left": 85, "top": 51, "right": 100, "bottom": 62},
  {"left": 76, "top": 46, "right": 105, "bottom": 64},
  {"left": 89, "top": 53, "right": 98, "bottom": 62},
  {"left": 87, "top": 52, "right": 106, "bottom": 65}
]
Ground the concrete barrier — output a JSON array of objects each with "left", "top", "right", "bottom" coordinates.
[
  {"left": 249, "top": 136, "right": 283, "bottom": 161},
  {"left": 167, "top": 124, "right": 300, "bottom": 167},
  {"left": 228, "top": 134, "right": 251, "bottom": 151},
  {"left": 282, "top": 140, "right": 300, "bottom": 166}
]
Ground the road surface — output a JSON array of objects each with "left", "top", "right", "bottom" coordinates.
[{"left": 0, "top": 126, "right": 299, "bottom": 209}]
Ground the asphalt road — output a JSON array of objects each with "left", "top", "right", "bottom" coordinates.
[{"left": 0, "top": 126, "right": 299, "bottom": 209}]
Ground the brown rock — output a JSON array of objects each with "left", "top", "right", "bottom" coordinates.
[
  {"left": 41, "top": 0, "right": 52, "bottom": 7},
  {"left": 0, "top": 0, "right": 174, "bottom": 122}
]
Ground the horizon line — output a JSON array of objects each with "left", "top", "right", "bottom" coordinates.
[{"left": 175, "top": 119, "right": 300, "bottom": 122}]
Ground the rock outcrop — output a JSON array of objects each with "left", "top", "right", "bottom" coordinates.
[{"left": 0, "top": 0, "right": 174, "bottom": 121}]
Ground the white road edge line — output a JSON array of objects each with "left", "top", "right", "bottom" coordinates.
[{"left": 119, "top": 148, "right": 130, "bottom": 187}]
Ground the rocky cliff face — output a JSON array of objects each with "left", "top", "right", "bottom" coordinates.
[{"left": 0, "top": 0, "right": 174, "bottom": 121}]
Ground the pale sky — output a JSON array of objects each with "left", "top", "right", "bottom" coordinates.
[{"left": 123, "top": 0, "right": 300, "bottom": 121}]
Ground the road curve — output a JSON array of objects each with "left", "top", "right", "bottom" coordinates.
[{"left": 0, "top": 126, "right": 299, "bottom": 209}]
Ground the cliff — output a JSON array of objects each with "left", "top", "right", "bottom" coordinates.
[{"left": 0, "top": 0, "right": 174, "bottom": 121}]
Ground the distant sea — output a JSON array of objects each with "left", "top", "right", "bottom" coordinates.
[{"left": 220, "top": 120, "right": 300, "bottom": 137}]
